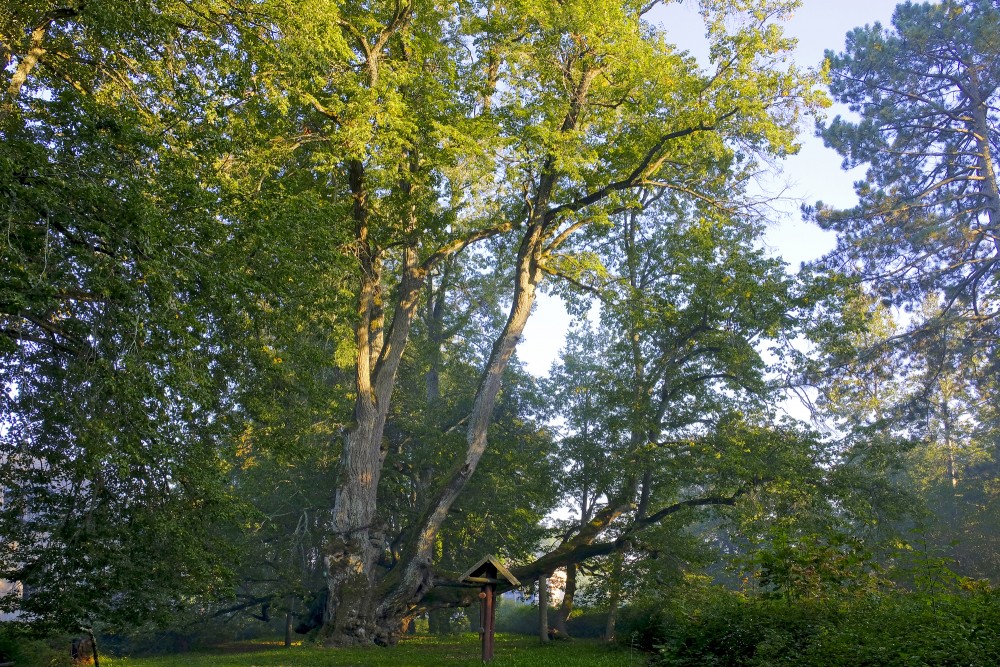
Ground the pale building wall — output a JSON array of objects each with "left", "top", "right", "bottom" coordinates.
[{"left": 0, "top": 579, "right": 22, "bottom": 621}]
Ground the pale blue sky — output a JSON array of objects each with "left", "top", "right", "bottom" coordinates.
[{"left": 519, "top": 0, "right": 903, "bottom": 376}]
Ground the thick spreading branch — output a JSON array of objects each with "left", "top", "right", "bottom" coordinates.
[
  {"left": 512, "top": 489, "right": 750, "bottom": 581},
  {"left": 7, "top": 7, "right": 80, "bottom": 97}
]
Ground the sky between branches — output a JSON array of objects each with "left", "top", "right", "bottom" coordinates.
[{"left": 519, "top": 0, "right": 903, "bottom": 376}]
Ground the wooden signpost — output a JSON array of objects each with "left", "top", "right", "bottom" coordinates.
[{"left": 460, "top": 555, "right": 521, "bottom": 663}]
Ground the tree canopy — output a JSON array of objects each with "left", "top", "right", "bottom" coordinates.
[
  {"left": 810, "top": 0, "right": 1000, "bottom": 361},
  {"left": 4, "top": 0, "right": 999, "bottom": 654}
]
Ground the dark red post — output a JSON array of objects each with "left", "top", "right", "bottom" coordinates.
[
  {"left": 462, "top": 555, "right": 519, "bottom": 663},
  {"left": 480, "top": 583, "right": 496, "bottom": 662}
]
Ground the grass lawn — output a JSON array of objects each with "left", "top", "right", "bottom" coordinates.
[{"left": 102, "top": 634, "right": 648, "bottom": 667}]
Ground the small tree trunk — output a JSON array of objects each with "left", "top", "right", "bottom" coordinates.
[
  {"left": 82, "top": 627, "right": 100, "bottom": 667},
  {"left": 538, "top": 575, "right": 549, "bottom": 643},
  {"left": 605, "top": 554, "right": 623, "bottom": 643},
  {"left": 285, "top": 604, "right": 293, "bottom": 647}
]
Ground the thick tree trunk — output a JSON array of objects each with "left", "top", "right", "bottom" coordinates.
[
  {"left": 322, "top": 162, "right": 427, "bottom": 645},
  {"left": 320, "top": 217, "right": 518, "bottom": 646},
  {"left": 370, "top": 221, "right": 546, "bottom": 643},
  {"left": 553, "top": 564, "right": 576, "bottom": 638}
]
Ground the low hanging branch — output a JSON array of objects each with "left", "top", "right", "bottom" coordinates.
[{"left": 414, "top": 486, "right": 754, "bottom": 612}]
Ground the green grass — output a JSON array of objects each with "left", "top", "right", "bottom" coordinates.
[{"left": 103, "top": 634, "right": 647, "bottom": 667}]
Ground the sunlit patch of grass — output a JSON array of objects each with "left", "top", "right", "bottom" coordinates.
[{"left": 103, "top": 633, "right": 647, "bottom": 667}]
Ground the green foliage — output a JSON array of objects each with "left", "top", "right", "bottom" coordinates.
[
  {"left": 812, "top": 0, "right": 1000, "bottom": 329},
  {"left": 802, "top": 0, "right": 1000, "bottom": 589},
  {"left": 0, "top": 626, "right": 76, "bottom": 667},
  {"left": 752, "top": 532, "right": 884, "bottom": 601},
  {"left": 0, "top": 0, "right": 349, "bottom": 635},
  {"left": 618, "top": 586, "right": 1000, "bottom": 667},
  {"left": 0, "top": 0, "right": 833, "bottom": 646}
]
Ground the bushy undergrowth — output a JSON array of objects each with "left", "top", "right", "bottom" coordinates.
[
  {"left": 0, "top": 628, "right": 76, "bottom": 667},
  {"left": 617, "top": 587, "right": 1000, "bottom": 667},
  {"left": 0, "top": 611, "right": 291, "bottom": 664}
]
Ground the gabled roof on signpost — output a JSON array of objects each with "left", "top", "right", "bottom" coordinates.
[{"left": 460, "top": 554, "right": 521, "bottom": 586}]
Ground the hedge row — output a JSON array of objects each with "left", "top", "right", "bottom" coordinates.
[{"left": 616, "top": 589, "right": 1000, "bottom": 667}]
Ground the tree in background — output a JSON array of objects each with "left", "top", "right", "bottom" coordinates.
[
  {"left": 529, "top": 187, "right": 871, "bottom": 630},
  {"left": 811, "top": 0, "right": 1000, "bottom": 347},
  {"left": 1, "top": 0, "right": 249, "bottom": 632},
  {"left": 807, "top": 0, "right": 1000, "bottom": 584}
]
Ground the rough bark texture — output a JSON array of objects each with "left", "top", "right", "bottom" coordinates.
[
  {"left": 553, "top": 563, "right": 576, "bottom": 638},
  {"left": 322, "top": 159, "right": 426, "bottom": 646}
]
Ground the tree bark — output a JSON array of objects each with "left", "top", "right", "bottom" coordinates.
[
  {"left": 553, "top": 563, "right": 576, "bottom": 638},
  {"left": 6, "top": 9, "right": 80, "bottom": 98},
  {"left": 322, "top": 161, "right": 427, "bottom": 646},
  {"left": 370, "top": 220, "right": 547, "bottom": 643},
  {"left": 604, "top": 554, "right": 623, "bottom": 643},
  {"left": 538, "top": 575, "right": 549, "bottom": 643},
  {"left": 968, "top": 70, "right": 1000, "bottom": 231},
  {"left": 319, "top": 175, "right": 517, "bottom": 645},
  {"left": 83, "top": 627, "right": 100, "bottom": 667}
]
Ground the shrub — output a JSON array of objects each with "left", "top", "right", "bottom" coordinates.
[
  {"left": 620, "top": 587, "right": 1000, "bottom": 667},
  {"left": 615, "top": 600, "right": 677, "bottom": 652},
  {"left": 0, "top": 628, "right": 74, "bottom": 667},
  {"left": 565, "top": 610, "right": 606, "bottom": 639}
]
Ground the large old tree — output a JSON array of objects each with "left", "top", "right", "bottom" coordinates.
[
  {"left": 0, "top": 0, "right": 308, "bottom": 631},
  {"left": 1, "top": 0, "right": 824, "bottom": 644},
  {"left": 278, "top": 0, "right": 822, "bottom": 645}
]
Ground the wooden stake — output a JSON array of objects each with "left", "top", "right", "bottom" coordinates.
[{"left": 480, "top": 584, "right": 496, "bottom": 662}]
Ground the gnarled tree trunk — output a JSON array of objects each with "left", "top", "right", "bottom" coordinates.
[
  {"left": 553, "top": 564, "right": 576, "bottom": 638},
  {"left": 370, "top": 219, "right": 547, "bottom": 644}
]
